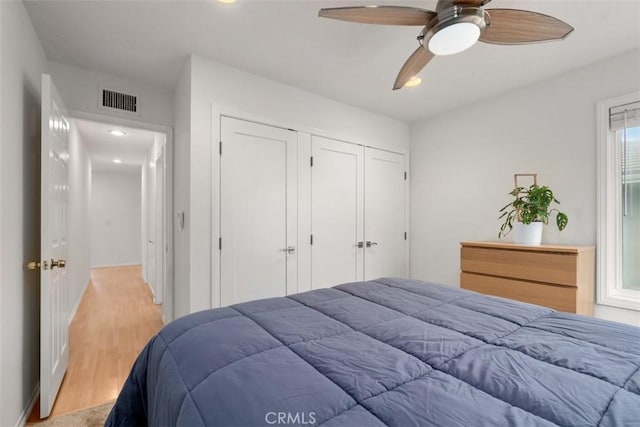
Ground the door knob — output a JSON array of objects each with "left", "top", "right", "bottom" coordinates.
[
  {"left": 27, "top": 260, "right": 50, "bottom": 270},
  {"left": 50, "top": 259, "right": 67, "bottom": 269},
  {"left": 366, "top": 241, "right": 378, "bottom": 248},
  {"left": 280, "top": 246, "right": 296, "bottom": 254}
]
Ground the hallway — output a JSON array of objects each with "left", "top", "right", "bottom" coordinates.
[{"left": 29, "top": 265, "right": 163, "bottom": 420}]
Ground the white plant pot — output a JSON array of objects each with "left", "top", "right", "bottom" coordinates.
[{"left": 513, "top": 222, "right": 543, "bottom": 245}]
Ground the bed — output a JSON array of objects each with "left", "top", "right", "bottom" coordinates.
[{"left": 106, "top": 278, "right": 640, "bottom": 426}]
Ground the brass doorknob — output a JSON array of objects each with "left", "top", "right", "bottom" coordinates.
[
  {"left": 51, "top": 259, "right": 67, "bottom": 269},
  {"left": 26, "top": 260, "right": 50, "bottom": 270}
]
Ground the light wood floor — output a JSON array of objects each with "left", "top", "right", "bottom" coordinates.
[{"left": 29, "top": 265, "right": 164, "bottom": 421}]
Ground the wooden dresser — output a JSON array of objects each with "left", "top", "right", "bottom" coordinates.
[{"left": 460, "top": 241, "right": 595, "bottom": 315}]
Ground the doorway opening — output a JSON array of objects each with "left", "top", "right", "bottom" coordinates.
[
  {"left": 75, "top": 118, "right": 169, "bottom": 309},
  {"left": 30, "top": 114, "right": 173, "bottom": 420},
  {"left": 75, "top": 117, "right": 171, "bottom": 409},
  {"left": 34, "top": 74, "right": 174, "bottom": 421}
]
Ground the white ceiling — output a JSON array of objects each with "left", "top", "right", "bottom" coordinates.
[
  {"left": 75, "top": 119, "right": 157, "bottom": 173},
  {"left": 25, "top": 0, "right": 640, "bottom": 123}
]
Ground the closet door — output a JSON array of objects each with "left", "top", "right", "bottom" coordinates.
[
  {"left": 220, "top": 117, "right": 297, "bottom": 305},
  {"left": 311, "top": 136, "right": 364, "bottom": 289},
  {"left": 364, "top": 148, "right": 407, "bottom": 280}
]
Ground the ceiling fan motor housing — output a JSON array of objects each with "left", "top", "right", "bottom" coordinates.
[{"left": 421, "top": 6, "right": 488, "bottom": 55}]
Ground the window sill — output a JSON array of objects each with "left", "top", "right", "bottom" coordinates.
[{"left": 597, "top": 293, "right": 640, "bottom": 312}]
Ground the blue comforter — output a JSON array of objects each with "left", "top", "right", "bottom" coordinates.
[{"left": 106, "top": 278, "right": 640, "bottom": 426}]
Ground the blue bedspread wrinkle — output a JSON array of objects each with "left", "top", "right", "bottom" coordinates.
[{"left": 106, "top": 278, "right": 640, "bottom": 426}]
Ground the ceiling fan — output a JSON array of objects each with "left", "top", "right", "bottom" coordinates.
[{"left": 319, "top": 0, "right": 574, "bottom": 90}]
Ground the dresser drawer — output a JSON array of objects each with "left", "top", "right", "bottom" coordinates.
[
  {"left": 461, "top": 246, "right": 577, "bottom": 287},
  {"left": 460, "top": 242, "right": 595, "bottom": 315},
  {"left": 461, "top": 272, "right": 577, "bottom": 312}
]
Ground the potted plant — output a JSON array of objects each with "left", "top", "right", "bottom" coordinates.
[{"left": 498, "top": 184, "right": 568, "bottom": 245}]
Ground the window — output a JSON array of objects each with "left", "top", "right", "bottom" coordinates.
[{"left": 597, "top": 92, "right": 640, "bottom": 310}]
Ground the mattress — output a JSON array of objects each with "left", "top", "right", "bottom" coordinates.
[{"left": 106, "top": 278, "right": 640, "bottom": 426}]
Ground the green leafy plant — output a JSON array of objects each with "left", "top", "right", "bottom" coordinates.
[{"left": 498, "top": 184, "right": 568, "bottom": 238}]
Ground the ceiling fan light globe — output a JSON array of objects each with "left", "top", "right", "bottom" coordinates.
[{"left": 428, "top": 22, "right": 480, "bottom": 56}]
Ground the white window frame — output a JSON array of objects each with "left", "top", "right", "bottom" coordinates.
[{"left": 596, "top": 91, "right": 640, "bottom": 311}]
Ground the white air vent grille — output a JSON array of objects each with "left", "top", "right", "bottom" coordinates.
[{"left": 100, "top": 88, "right": 138, "bottom": 114}]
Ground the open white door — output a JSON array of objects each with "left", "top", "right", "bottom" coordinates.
[{"left": 39, "top": 74, "right": 70, "bottom": 417}]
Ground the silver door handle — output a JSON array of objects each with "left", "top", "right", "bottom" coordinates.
[
  {"left": 280, "top": 246, "right": 296, "bottom": 254},
  {"left": 366, "top": 241, "right": 378, "bottom": 248}
]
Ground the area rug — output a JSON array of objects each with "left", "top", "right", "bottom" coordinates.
[{"left": 27, "top": 401, "right": 114, "bottom": 427}]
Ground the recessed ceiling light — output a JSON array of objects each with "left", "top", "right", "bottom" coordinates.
[
  {"left": 404, "top": 76, "right": 422, "bottom": 88},
  {"left": 113, "top": 159, "right": 123, "bottom": 164},
  {"left": 108, "top": 129, "right": 127, "bottom": 137},
  {"left": 217, "top": 0, "right": 236, "bottom": 3}
]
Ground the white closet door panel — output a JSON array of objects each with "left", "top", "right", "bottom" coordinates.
[
  {"left": 311, "top": 136, "right": 364, "bottom": 289},
  {"left": 364, "top": 148, "right": 406, "bottom": 280},
  {"left": 220, "top": 117, "right": 296, "bottom": 306}
]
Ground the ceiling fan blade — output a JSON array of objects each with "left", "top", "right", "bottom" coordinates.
[
  {"left": 480, "top": 9, "right": 574, "bottom": 44},
  {"left": 319, "top": 6, "right": 436, "bottom": 26},
  {"left": 393, "top": 46, "right": 434, "bottom": 90}
]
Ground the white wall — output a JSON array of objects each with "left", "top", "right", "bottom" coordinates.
[
  {"left": 91, "top": 171, "right": 142, "bottom": 267},
  {"left": 48, "top": 61, "right": 173, "bottom": 127},
  {"left": 410, "top": 49, "right": 640, "bottom": 325},
  {"left": 141, "top": 133, "right": 165, "bottom": 300},
  {"left": 0, "top": 1, "right": 49, "bottom": 425},
  {"left": 141, "top": 135, "right": 164, "bottom": 283},
  {"left": 173, "top": 55, "right": 410, "bottom": 318},
  {"left": 0, "top": 1, "right": 4, "bottom": 414},
  {"left": 173, "top": 60, "right": 191, "bottom": 318},
  {"left": 141, "top": 156, "right": 148, "bottom": 280},
  {"left": 67, "top": 123, "right": 92, "bottom": 320}
]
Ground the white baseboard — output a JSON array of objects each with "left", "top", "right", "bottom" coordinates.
[
  {"left": 15, "top": 382, "right": 39, "bottom": 427},
  {"left": 68, "top": 277, "right": 91, "bottom": 325}
]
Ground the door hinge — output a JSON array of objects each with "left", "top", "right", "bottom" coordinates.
[
  {"left": 404, "top": 171, "right": 407, "bottom": 180},
  {"left": 219, "top": 141, "right": 222, "bottom": 155},
  {"left": 310, "top": 234, "right": 313, "bottom": 245},
  {"left": 404, "top": 231, "right": 407, "bottom": 240},
  {"left": 219, "top": 237, "right": 222, "bottom": 250},
  {"left": 310, "top": 156, "right": 314, "bottom": 167}
]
